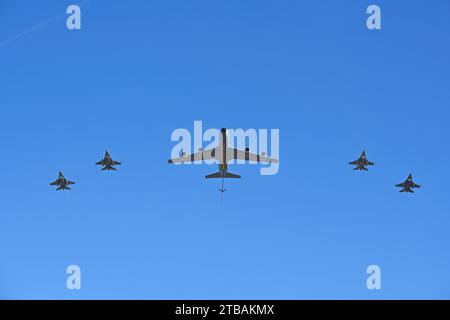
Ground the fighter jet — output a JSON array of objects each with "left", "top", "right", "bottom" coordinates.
[
  {"left": 349, "top": 150, "right": 375, "bottom": 171},
  {"left": 96, "top": 150, "right": 121, "bottom": 171},
  {"left": 168, "top": 128, "right": 279, "bottom": 197},
  {"left": 395, "top": 174, "right": 421, "bottom": 193},
  {"left": 50, "top": 171, "right": 75, "bottom": 191}
]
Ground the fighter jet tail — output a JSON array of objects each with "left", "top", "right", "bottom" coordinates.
[{"left": 101, "top": 166, "right": 116, "bottom": 171}]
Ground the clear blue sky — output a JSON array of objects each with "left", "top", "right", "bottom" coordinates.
[{"left": 1, "top": 0, "right": 450, "bottom": 299}]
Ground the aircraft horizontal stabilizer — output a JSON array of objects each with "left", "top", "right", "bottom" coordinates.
[{"left": 205, "top": 172, "right": 241, "bottom": 179}]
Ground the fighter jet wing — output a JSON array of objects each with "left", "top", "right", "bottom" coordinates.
[
  {"left": 168, "top": 148, "right": 217, "bottom": 164},
  {"left": 349, "top": 160, "right": 358, "bottom": 165},
  {"left": 413, "top": 183, "right": 421, "bottom": 188},
  {"left": 50, "top": 180, "right": 59, "bottom": 186},
  {"left": 68, "top": 180, "right": 76, "bottom": 185},
  {"left": 367, "top": 161, "right": 375, "bottom": 166},
  {"left": 395, "top": 182, "right": 405, "bottom": 188},
  {"left": 112, "top": 160, "right": 122, "bottom": 165},
  {"left": 230, "top": 148, "right": 279, "bottom": 163},
  {"left": 96, "top": 160, "right": 104, "bottom": 165}
]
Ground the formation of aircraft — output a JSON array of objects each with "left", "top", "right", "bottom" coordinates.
[
  {"left": 50, "top": 150, "right": 121, "bottom": 191},
  {"left": 349, "top": 150, "right": 421, "bottom": 193},
  {"left": 48, "top": 140, "right": 421, "bottom": 197}
]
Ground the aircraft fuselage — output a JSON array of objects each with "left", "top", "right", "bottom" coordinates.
[{"left": 218, "top": 128, "right": 230, "bottom": 174}]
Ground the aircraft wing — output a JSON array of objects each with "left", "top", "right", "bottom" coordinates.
[
  {"left": 112, "top": 161, "right": 121, "bottom": 165},
  {"left": 367, "top": 161, "right": 375, "bottom": 166},
  {"left": 50, "top": 180, "right": 59, "bottom": 186},
  {"left": 168, "top": 148, "right": 217, "bottom": 164},
  {"left": 68, "top": 180, "right": 76, "bottom": 185},
  {"left": 96, "top": 160, "right": 104, "bottom": 165},
  {"left": 349, "top": 160, "right": 358, "bottom": 165},
  {"left": 395, "top": 182, "right": 405, "bottom": 188},
  {"left": 413, "top": 183, "right": 421, "bottom": 188},
  {"left": 230, "top": 148, "right": 279, "bottom": 163}
]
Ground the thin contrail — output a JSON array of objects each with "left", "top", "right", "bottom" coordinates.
[{"left": 0, "top": 0, "right": 89, "bottom": 50}]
